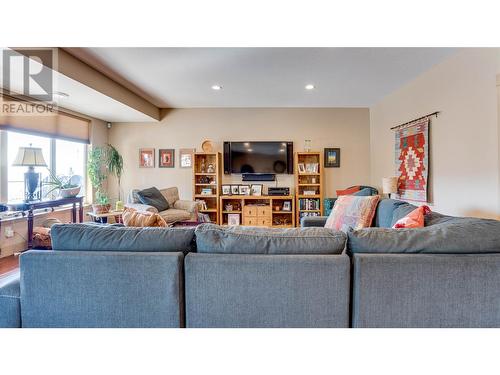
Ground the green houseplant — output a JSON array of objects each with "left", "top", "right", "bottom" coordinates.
[
  {"left": 87, "top": 146, "right": 110, "bottom": 213},
  {"left": 44, "top": 168, "right": 81, "bottom": 198},
  {"left": 106, "top": 143, "right": 124, "bottom": 206}
]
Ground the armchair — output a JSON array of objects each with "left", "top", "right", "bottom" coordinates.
[{"left": 126, "top": 187, "right": 199, "bottom": 225}]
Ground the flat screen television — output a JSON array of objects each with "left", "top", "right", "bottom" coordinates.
[{"left": 223, "top": 141, "right": 294, "bottom": 175}]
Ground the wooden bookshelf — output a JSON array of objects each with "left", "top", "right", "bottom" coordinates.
[
  {"left": 193, "top": 152, "right": 222, "bottom": 224},
  {"left": 294, "top": 152, "right": 323, "bottom": 226},
  {"left": 220, "top": 195, "right": 295, "bottom": 228}
]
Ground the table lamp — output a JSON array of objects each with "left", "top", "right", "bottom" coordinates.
[
  {"left": 12, "top": 145, "right": 47, "bottom": 201},
  {"left": 382, "top": 177, "right": 399, "bottom": 199}
]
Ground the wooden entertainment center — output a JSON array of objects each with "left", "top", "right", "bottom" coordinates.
[
  {"left": 219, "top": 195, "right": 295, "bottom": 228},
  {"left": 194, "top": 149, "right": 323, "bottom": 227}
]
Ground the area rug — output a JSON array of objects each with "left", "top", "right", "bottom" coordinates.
[{"left": 394, "top": 118, "right": 429, "bottom": 203}]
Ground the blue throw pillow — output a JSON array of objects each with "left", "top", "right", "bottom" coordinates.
[{"left": 353, "top": 188, "right": 373, "bottom": 197}]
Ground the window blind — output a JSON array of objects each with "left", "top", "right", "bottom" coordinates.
[{"left": 0, "top": 94, "right": 90, "bottom": 144}]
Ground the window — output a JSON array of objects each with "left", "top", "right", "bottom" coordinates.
[
  {"left": 3, "top": 130, "right": 87, "bottom": 202},
  {"left": 55, "top": 139, "right": 87, "bottom": 198}
]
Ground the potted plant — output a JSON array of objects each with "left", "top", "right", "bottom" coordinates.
[
  {"left": 44, "top": 169, "right": 81, "bottom": 198},
  {"left": 106, "top": 144, "right": 124, "bottom": 211},
  {"left": 88, "top": 146, "right": 111, "bottom": 214}
]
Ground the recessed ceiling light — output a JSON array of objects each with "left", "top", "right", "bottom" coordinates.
[
  {"left": 305, "top": 84, "right": 315, "bottom": 90},
  {"left": 52, "top": 91, "right": 70, "bottom": 98},
  {"left": 211, "top": 85, "right": 222, "bottom": 90}
]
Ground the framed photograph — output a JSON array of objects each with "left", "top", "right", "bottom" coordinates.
[
  {"left": 159, "top": 149, "right": 175, "bottom": 168},
  {"left": 201, "top": 188, "right": 213, "bottom": 195},
  {"left": 179, "top": 148, "right": 195, "bottom": 168},
  {"left": 251, "top": 184, "right": 263, "bottom": 196},
  {"left": 238, "top": 185, "right": 250, "bottom": 195},
  {"left": 282, "top": 201, "right": 292, "bottom": 211},
  {"left": 324, "top": 148, "right": 340, "bottom": 168},
  {"left": 298, "top": 163, "right": 306, "bottom": 174},
  {"left": 228, "top": 214, "right": 240, "bottom": 226},
  {"left": 139, "top": 148, "right": 155, "bottom": 168},
  {"left": 231, "top": 185, "right": 240, "bottom": 195},
  {"left": 222, "top": 185, "right": 231, "bottom": 195}
]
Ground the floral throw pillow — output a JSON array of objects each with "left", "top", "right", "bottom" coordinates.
[{"left": 324, "top": 195, "right": 380, "bottom": 232}]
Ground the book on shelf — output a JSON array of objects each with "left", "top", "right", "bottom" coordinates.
[{"left": 298, "top": 198, "right": 320, "bottom": 211}]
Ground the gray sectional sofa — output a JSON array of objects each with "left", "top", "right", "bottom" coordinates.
[{"left": 1, "top": 198, "right": 499, "bottom": 328}]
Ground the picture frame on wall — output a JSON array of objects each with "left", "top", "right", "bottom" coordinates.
[
  {"left": 179, "top": 148, "right": 195, "bottom": 168},
  {"left": 231, "top": 185, "right": 240, "bottom": 195},
  {"left": 238, "top": 185, "right": 250, "bottom": 195},
  {"left": 221, "top": 185, "right": 231, "bottom": 195},
  {"left": 159, "top": 149, "right": 175, "bottom": 168},
  {"left": 250, "top": 184, "right": 263, "bottom": 196},
  {"left": 139, "top": 148, "right": 155, "bottom": 168},
  {"left": 324, "top": 148, "right": 340, "bottom": 168}
]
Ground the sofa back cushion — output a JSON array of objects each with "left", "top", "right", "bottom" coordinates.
[
  {"left": 51, "top": 223, "right": 194, "bottom": 252},
  {"left": 195, "top": 223, "right": 346, "bottom": 254},
  {"left": 136, "top": 187, "right": 170, "bottom": 211},
  {"left": 348, "top": 217, "right": 500, "bottom": 254},
  {"left": 160, "top": 187, "right": 180, "bottom": 207}
]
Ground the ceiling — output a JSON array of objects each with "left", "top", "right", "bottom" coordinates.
[
  {"left": 0, "top": 48, "right": 157, "bottom": 122},
  {"left": 71, "top": 47, "right": 459, "bottom": 108}
]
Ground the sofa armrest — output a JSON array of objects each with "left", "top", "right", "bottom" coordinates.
[
  {"left": 124, "top": 203, "right": 158, "bottom": 213},
  {"left": 0, "top": 271, "right": 21, "bottom": 328},
  {"left": 301, "top": 216, "right": 328, "bottom": 228},
  {"left": 174, "top": 200, "right": 198, "bottom": 213}
]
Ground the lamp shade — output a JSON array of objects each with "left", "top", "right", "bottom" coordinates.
[
  {"left": 382, "top": 177, "right": 399, "bottom": 194},
  {"left": 12, "top": 146, "right": 47, "bottom": 167}
]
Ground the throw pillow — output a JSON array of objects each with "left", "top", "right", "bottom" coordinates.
[
  {"left": 136, "top": 187, "right": 169, "bottom": 212},
  {"left": 325, "top": 195, "right": 380, "bottom": 232},
  {"left": 336, "top": 186, "right": 360, "bottom": 197},
  {"left": 122, "top": 207, "right": 167, "bottom": 227},
  {"left": 353, "top": 187, "right": 373, "bottom": 197},
  {"left": 392, "top": 205, "right": 431, "bottom": 229}
]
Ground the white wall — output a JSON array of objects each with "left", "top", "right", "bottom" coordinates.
[
  {"left": 109, "top": 108, "right": 371, "bottom": 202},
  {"left": 370, "top": 49, "right": 500, "bottom": 218}
]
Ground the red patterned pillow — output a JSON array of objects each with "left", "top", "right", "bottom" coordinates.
[
  {"left": 392, "top": 205, "right": 431, "bottom": 229},
  {"left": 336, "top": 186, "right": 360, "bottom": 197},
  {"left": 325, "top": 195, "right": 380, "bottom": 232}
]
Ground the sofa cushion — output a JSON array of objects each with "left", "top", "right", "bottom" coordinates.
[
  {"left": 195, "top": 223, "right": 346, "bottom": 254},
  {"left": 136, "top": 187, "right": 170, "bottom": 212},
  {"left": 51, "top": 223, "right": 195, "bottom": 252},
  {"left": 325, "top": 195, "right": 380, "bottom": 232},
  {"left": 348, "top": 217, "right": 500, "bottom": 254}
]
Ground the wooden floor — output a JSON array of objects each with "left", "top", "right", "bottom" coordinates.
[{"left": 0, "top": 255, "right": 19, "bottom": 277}]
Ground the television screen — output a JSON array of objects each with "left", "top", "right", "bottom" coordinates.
[{"left": 228, "top": 141, "right": 292, "bottom": 174}]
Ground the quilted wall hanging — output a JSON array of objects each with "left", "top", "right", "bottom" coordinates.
[{"left": 393, "top": 118, "right": 429, "bottom": 203}]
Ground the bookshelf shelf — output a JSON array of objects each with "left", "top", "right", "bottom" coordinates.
[
  {"left": 193, "top": 152, "right": 222, "bottom": 224},
  {"left": 294, "top": 151, "right": 323, "bottom": 226}
]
